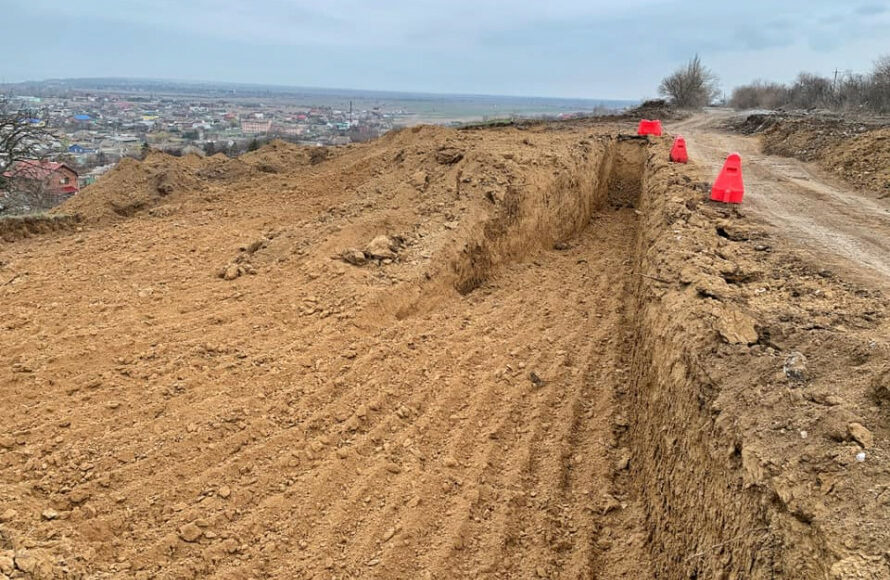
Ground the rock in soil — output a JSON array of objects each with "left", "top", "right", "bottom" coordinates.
[
  {"left": 783, "top": 351, "right": 808, "bottom": 382},
  {"left": 364, "top": 235, "right": 399, "bottom": 260},
  {"left": 178, "top": 522, "right": 203, "bottom": 543},
  {"left": 341, "top": 248, "right": 367, "bottom": 266},
  {"left": 715, "top": 309, "right": 758, "bottom": 345}
]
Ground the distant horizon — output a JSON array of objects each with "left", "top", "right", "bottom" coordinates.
[
  {"left": 0, "top": 76, "right": 640, "bottom": 106},
  {"left": 4, "top": 1, "right": 889, "bottom": 102}
]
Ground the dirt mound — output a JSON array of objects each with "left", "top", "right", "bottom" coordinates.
[
  {"left": 624, "top": 98, "right": 684, "bottom": 121},
  {"left": 239, "top": 139, "right": 333, "bottom": 174},
  {"left": 56, "top": 151, "right": 203, "bottom": 221},
  {"left": 734, "top": 114, "right": 890, "bottom": 197},
  {"left": 195, "top": 154, "right": 257, "bottom": 183}
]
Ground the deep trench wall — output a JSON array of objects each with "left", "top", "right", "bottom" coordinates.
[
  {"left": 453, "top": 136, "right": 641, "bottom": 294},
  {"left": 627, "top": 146, "right": 827, "bottom": 578}
]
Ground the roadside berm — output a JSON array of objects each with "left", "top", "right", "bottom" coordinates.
[{"left": 0, "top": 120, "right": 887, "bottom": 578}]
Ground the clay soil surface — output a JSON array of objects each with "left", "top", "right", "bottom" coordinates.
[
  {"left": 3, "top": 117, "right": 890, "bottom": 579},
  {"left": 1, "top": 124, "right": 650, "bottom": 578}
]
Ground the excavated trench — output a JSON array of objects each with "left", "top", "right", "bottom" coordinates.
[
  {"left": 444, "top": 134, "right": 822, "bottom": 578},
  {"left": 452, "top": 136, "right": 646, "bottom": 295}
]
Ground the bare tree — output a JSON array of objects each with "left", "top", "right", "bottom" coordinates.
[
  {"left": 868, "top": 55, "right": 890, "bottom": 112},
  {"left": 1, "top": 99, "right": 56, "bottom": 185},
  {"left": 729, "top": 53, "right": 890, "bottom": 113},
  {"left": 658, "top": 55, "right": 720, "bottom": 109},
  {"left": 730, "top": 80, "right": 788, "bottom": 110},
  {"left": 786, "top": 73, "right": 834, "bottom": 109}
]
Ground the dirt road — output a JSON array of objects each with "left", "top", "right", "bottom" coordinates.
[{"left": 669, "top": 112, "right": 890, "bottom": 287}]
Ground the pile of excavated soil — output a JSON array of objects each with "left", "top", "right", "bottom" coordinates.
[
  {"left": 733, "top": 114, "right": 890, "bottom": 198},
  {"left": 238, "top": 139, "right": 334, "bottom": 174},
  {"left": 55, "top": 140, "right": 339, "bottom": 224},
  {"left": 56, "top": 151, "right": 203, "bottom": 221},
  {"left": 2, "top": 119, "right": 889, "bottom": 578}
]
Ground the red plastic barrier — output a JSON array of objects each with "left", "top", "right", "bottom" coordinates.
[
  {"left": 637, "top": 119, "right": 663, "bottom": 137},
  {"left": 710, "top": 153, "right": 745, "bottom": 204},
  {"left": 670, "top": 136, "right": 688, "bottom": 163}
]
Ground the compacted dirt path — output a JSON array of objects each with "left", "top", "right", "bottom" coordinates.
[{"left": 669, "top": 112, "right": 890, "bottom": 287}]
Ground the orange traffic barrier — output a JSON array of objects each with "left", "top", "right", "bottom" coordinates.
[
  {"left": 637, "top": 119, "right": 663, "bottom": 137},
  {"left": 670, "top": 136, "right": 688, "bottom": 163},
  {"left": 710, "top": 153, "right": 745, "bottom": 204}
]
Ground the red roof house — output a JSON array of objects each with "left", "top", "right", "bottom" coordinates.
[{"left": 2, "top": 160, "right": 79, "bottom": 195}]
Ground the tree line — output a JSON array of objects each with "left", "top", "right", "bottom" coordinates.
[
  {"left": 657, "top": 54, "right": 890, "bottom": 114},
  {"left": 729, "top": 56, "right": 890, "bottom": 112}
]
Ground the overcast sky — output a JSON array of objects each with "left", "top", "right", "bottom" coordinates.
[{"left": 3, "top": 0, "right": 890, "bottom": 99}]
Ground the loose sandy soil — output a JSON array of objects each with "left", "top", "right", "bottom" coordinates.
[{"left": 1, "top": 118, "right": 889, "bottom": 579}]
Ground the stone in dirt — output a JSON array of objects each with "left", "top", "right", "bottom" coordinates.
[
  {"left": 436, "top": 147, "right": 464, "bottom": 165},
  {"left": 0, "top": 509, "right": 16, "bottom": 523},
  {"left": 847, "top": 422, "right": 874, "bottom": 449},
  {"left": 13, "top": 550, "right": 55, "bottom": 578},
  {"left": 68, "top": 488, "right": 90, "bottom": 505},
  {"left": 823, "top": 407, "right": 859, "bottom": 442},
  {"left": 41, "top": 509, "right": 59, "bottom": 521},
  {"left": 715, "top": 309, "right": 758, "bottom": 345},
  {"left": 364, "top": 235, "right": 399, "bottom": 260},
  {"left": 410, "top": 170, "right": 429, "bottom": 190},
  {"left": 179, "top": 522, "right": 203, "bottom": 542},
  {"left": 341, "top": 248, "right": 367, "bottom": 266},
  {"left": 783, "top": 352, "right": 808, "bottom": 382},
  {"left": 222, "top": 263, "right": 241, "bottom": 281},
  {"left": 0, "top": 552, "right": 12, "bottom": 576}
]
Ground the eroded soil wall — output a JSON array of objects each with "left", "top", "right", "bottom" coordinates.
[
  {"left": 625, "top": 147, "right": 829, "bottom": 578},
  {"left": 453, "top": 136, "right": 644, "bottom": 294}
]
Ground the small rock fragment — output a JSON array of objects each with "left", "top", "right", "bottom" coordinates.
[
  {"left": 68, "top": 488, "right": 91, "bottom": 505},
  {"left": 222, "top": 263, "right": 241, "bottom": 281},
  {"left": 0, "top": 509, "right": 16, "bottom": 523},
  {"left": 715, "top": 309, "right": 758, "bottom": 345},
  {"left": 435, "top": 147, "right": 463, "bottom": 165},
  {"left": 217, "top": 485, "right": 232, "bottom": 499},
  {"left": 364, "top": 235, "right": 399, "bottom": 260},
  {"left": 341, "top": 248, "right": 367, "bottom": 266},
  {"left": 179, "top": 522, "right": 203, "bottom": 543},
  {"left": 783, "top": 352, "right": 808, "bottom": 382},
  {"left": 382, "top": 527, "right": 398, "bottom": 542},
  {"left": 847, "top": 422, "right": 874, "bottom": 449},
  {"left": 0, "top": 552, "right": 13, "bottom": 575},
  {"left": 41, "top": 509, "right": 59, "bottom": 521}
]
